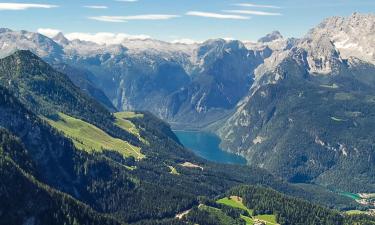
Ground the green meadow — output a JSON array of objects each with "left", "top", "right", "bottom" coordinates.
[
  {"left": 45, "top": 113, "right": 144, "bottom": 159},
  {"left": 114, "top": 112, "right": 148, "bottom": 144},
  {"left": 217, "top": 196, "right": 278, "bottom": 225},
  {"left": 167, "top": 166, "right": 180, "bottom": 175}
]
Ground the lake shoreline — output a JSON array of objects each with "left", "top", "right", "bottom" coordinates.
[{"left": 174, "top": 130, "right": 247, "bottom": 165}]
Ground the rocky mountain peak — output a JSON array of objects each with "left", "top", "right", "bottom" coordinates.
[
  {"left": 258, "top": 31, "right": 283, "bottom": 43},
  {"left": 294, "top": 35, "right": 343, "bottom": 75},
  {"left": 53, "top": 32, "right": 69, "bottom": 46},
  {"left": 308, "top": 13, "right": 375, "bottom": 64},
  {"left": 195, "top": 39, "right": 246, "bottom": 61},
  {"left": 0, "top": 28, "right": 12, "bottom": 34}
]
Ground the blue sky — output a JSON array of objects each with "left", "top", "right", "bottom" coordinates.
[{"left": 0, "top": 0, "right": 374, "bottom": 43}]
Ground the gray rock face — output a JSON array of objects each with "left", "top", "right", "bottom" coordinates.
[
  {"left": 258, "top": 31, "right": 283, "bottom": 43},
  {"left": 218, "top": 13, "right": 375, "bottom": 191},
  {"left": 52, "top": 32, "right": 69, "bottom": 46},
  {"left": 308, "top": 13, "right": 375, "bottom": 64},
  {"left": 0, "top": 30, "right": 272, "bottom": 128},
  {"left": 0, "top": 29, "right": 64, "bottom": 61},
  {"left": 0, "top": 13, "right": 373, "bottom": 131},
  {"left": 0, "top": 13, "right": 374, "bottom": 191}
]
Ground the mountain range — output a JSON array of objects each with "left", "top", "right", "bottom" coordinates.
[
  {"left": 1, "top": 49, "right": 364, "bottom": 225},
  {"left": 218, "top": 13, "right": 375, "bottom": 192},
  {"left": 1, "top": 12, "right": 375, "bottom": 224}
]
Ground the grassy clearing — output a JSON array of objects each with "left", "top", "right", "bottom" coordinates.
[
  {"left": 256, "top": 214, "right": 278, "bottom": 224},
  {"left": 45, "top": 113, "right": 144, "bottom": 159},
  {"left": 125, "top": 166, "right": 137, "bottom": 170},
  {"left": 168, "top": 166, "right": 180, "bottom": 175},
  {"left": 114, "top": 112, "right": 148, "bottom": 144},
  {"left": 115, "top": 111, "right": 143, "bottom": 119},
  {"left": 345, "top": 210, "right": 367, "bottom": 215},
  {"left": 241, "top": 215, "right": 254, "bottom": 225},
  {"left": 217, "top": 196, "right": 278, "bottom": 225},
  {"left": 217, "top": 196, "right": 253, "bottom": 214}
]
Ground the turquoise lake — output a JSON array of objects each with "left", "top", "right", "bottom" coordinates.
[{"left": 174, "top": 131, "right": 247, "bottom": 165}]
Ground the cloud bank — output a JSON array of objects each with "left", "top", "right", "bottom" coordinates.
[
  {"left": 65, "top": 32, "right": 151, "bottom": 45},
  {"left": 233, "top": 3, "right": 281, "bottom": 9},
  {"left": 0, "top": 3, "right": 58, "bottom": 10},
  {"left": 116, "top": 0, "right": 139, "bottom": 2},
  {"left": 223, "top": 10, "right": 282, "bottom": 16},
  {"left": 37, "top": 28, "right": 61, "bottom": 37},
  {"left": 171, "top": 38, "right": 201, "bottom": 44},
  {"left": 84, "top": 5, "right": 108, "bottom": 9},
  {"left": 38, "top": 27, "right": 153, "bottom": 45},
  {"left": 186, "top": 11, "right": 250, "bottom": 20},
  {"left": 89, "top": 14, "right": 180, "bottom": 22}
]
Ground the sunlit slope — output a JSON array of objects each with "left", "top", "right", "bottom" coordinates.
[
  {"left": 217, "top": 196, "right": 278, "bottom": 225},
  {"left": 45, "top": 113, "right": 144, "bottom": 159},
  {"left": 114, "top": 111, "right": 148, "bottom": 144}
]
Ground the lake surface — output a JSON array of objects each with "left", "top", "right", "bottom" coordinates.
[{"left": 174, "top": 130, "right": 247, "bottom": 165}]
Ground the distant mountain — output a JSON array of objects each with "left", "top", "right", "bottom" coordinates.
[
  {"left": 0, "top": 13, "right": 374, "bottom": 193},
  {"left": 0, "top": 29, "right": 272, "bottom": 128},
  {"left": 59, "top": 37, "right": 270, "bottom": 128},
  {"left": 0, "top": 50, "right": 355, "bottom": 224},
  {"left": 308, "top": 13, "right": 375, "bottom": 65},
  {"left": 52, "top": 62, "right": 117, "bottom": 111},
  {"left": 218, "top": 13, "right": 375, "bottom": 192},
  {"left": 0, "top": 28, "right": 64, "bottom": 61},
  {"left": 161, "top": 39, "right": 267, "bottom": 127},
  {"left": 0, "top": 50, "right": 137, "bottom": 146},
  {"left": 258, "top": 31, "right": 283, "bottom": 43}
]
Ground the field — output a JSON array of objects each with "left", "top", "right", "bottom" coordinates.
[
  {"left": 167, "top": 166, "right": 180, "bottom": 175},
  {"left": 114, "top": 112, "right": 148, "bottom": 144},
  {"left": 45, "top": 113, "right": 145, "bottom": 159},
  {"left": 115, "top": 111, "right": 144, "bottom": 119},
  {"left": 217, "top": 196, "right": 278, "bottom": 225},
  {"left": 217, "top": 196, "right": 252, "bottom": 213},
  {"left": 345, "top": 210, "right": 367, "bottom": 215}
]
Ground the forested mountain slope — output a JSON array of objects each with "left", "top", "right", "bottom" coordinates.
[
  {"left": 0, "top": 51, "right": 358, "bottom": 224},
  {"left": 219, "top": 36, "right": 375, "bottom": 192},
  {"left": 182, "top": 185, "right": 375, "bottom": 225},
  {"left": 0, "top": 129, "right": 120, "bottom": 225}
]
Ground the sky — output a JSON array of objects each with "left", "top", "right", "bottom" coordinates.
[{"left": 0, "top": 0, "right": 374, "bottom": 43}]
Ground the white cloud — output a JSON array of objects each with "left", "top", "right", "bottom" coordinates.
[
  {"left": 172, "top": 38, "right": 201, "bottom": 45},
  {"left": 88, "top": 16, "right": 125, "bottom": 23},
  {"left": 37, "top": 28, "right": 61, "bottom": 37},
  {"left": 0, "top": 3, "right": 58, "bottom": 10},
  {"left": 186, "top": 11, "right": 250, "bottom": 20},
  {"left": 84, "top": 5, "right": 108, "bottom": 9},
  {"left": 223, "top": 37, "right": 236, "bottom": 41},
  {"left": 223, "top": 10, "right": 282, "bottom": 16},
  {"left": 233, "top": 3, "right": 281, "bottom": 9},
  {"left": 64, "top": 32, "right": 151, "bottom": 45},
  {"left": 37, "top": 28, "right": 152, "bottom": 45},
  {"left": 89, "top": 14, "right": 180, "bottom": 22}
]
